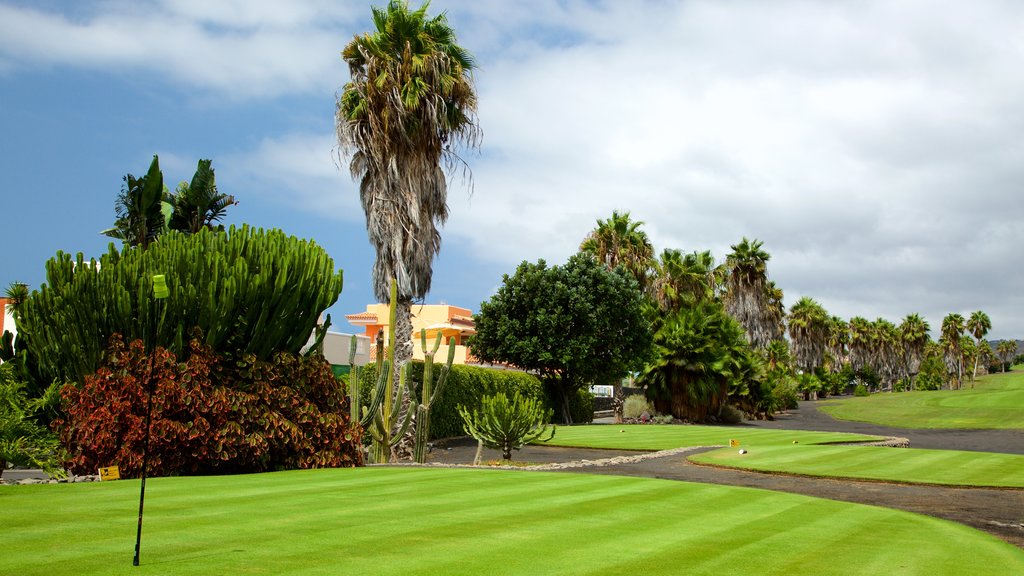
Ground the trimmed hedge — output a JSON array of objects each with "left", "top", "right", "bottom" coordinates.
[{"left": 357, "top": 363, "right": 593, "bottom": 439}]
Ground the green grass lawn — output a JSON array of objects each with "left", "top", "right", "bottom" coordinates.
[
  {"left": 546, "top": 424, "right": 1024, "bottom": 487},
  {"left": 3, "top": 467, "right": 1021, "bottom": 575},
  {"left": 547, "top": 424, "right": 881, "bottom": 451},
  {"left": 818, "top": 369, "right": 1024, "bottom": 429},
  {"left": 690, "top": 444, "right": 1024, "bottom": 487}
]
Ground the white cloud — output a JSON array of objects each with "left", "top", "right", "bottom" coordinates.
[{"left": 0, "top": 0, "right": 357, "bottom": 98}]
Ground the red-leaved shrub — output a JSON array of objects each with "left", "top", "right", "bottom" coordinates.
[{"left": 57, "top": 335, "right": 361, "bottom": 477}]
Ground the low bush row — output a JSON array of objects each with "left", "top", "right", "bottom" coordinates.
[{"left": 356, "top": 362, "right": 593, "bottom": 439}]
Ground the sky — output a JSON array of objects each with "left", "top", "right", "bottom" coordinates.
[{"left": 1, "top": 0, "right": 1022, "bottom": 340}]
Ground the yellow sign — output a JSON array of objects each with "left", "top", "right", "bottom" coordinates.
[
  {"left": 98, "top": 466, "right": 120, "bottom": 481},
  {"left": 729, "top": 439, "right": 740, "bottom": 448}
]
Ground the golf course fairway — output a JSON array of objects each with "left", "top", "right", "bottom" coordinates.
[
  {"left": 818, "top": 370, "right": 1024, "bottom": 429},
  {"left": 689, "top": 444, "right": 1024, "bottom": 487},
  {"left": 545, "top": 423, "right": 880, "bottom": 451},
  {"left": 3, "top": 467, "right": 1021, "bottom": 575}
]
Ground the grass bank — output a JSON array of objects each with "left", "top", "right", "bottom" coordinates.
[
  {"left": 546, "top": 424, "right": 880, "bottom": 451},
  {"left": 4, "top": 467, "right": 1022, "bottom": 575},
  {"left": 818, "top": 369, "right": 1024, "bottom": 429},
  {"left": 689, "top": 444, "right": 1024, "bottom": 487},
  {"left": 546, "top": 424, "right": 1024, "bottom": 487}
]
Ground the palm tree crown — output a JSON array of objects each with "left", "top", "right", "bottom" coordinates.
[{"left": 580, "top": 210, "right": 654, "bottom": 292}]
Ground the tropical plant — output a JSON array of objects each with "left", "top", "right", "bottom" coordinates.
[
  {"left": 102, "top": 155, "right": 169, "bottom": 249},
  {"left": 722, "top": 238, "right": 781, "bottom": 349},
  {"left": 458, "top": 391, "right": 555, "bottom": 461},
  {"left": 470, "top": 253, "right": 651, "bottom": 424},
  {"left": 965, "top": 311, "right": 991, "bottom": 386},
  {"left": 336, "top": 0, "right": 481, "bottom": 378},
  {"left": 899, "top": 313, "right": 931, "bottom": 389},
  {"left": 0, "top": 364, "right": 65, "bottom": 479},
  {"left": 56, "top": 334, "right": 361, "bottom": 477},
  {"left": 580, "top": 210, "right": 655, "bottom": 293},
  {"left": 824, "top": 316, "right": 849, "bottom": 374},
  {"left": 787, "top": 297, "right": 830, "bottom": 376},
  {"left": 996, "top": 340, "right": 1018, "bottom": 372},
  {"left": 12, "top": 226, "right": 344, "bottom": 388},
  {"left": 638, "top": 299, "right": 752, "bottom": 422},
  {"left": 167, "top": 159, "right": 238, "bottom": 234},
  {"left": 651, "top": 249, "right": 719, "bottom": 311},
  {"left": 941, "top": 313, "right": 966, "bottom": 389}
]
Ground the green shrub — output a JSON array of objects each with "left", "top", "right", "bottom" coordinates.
[
  {"left": 853, "top": 384, "right": 869, "bottom": 397},
  {"left": 57, "top": 334, "right": 361, "bottom": 477},
  {"left": 717, "top": 404, "right": 744, "bottom": 425},
  {"left": 0, "top": 364, "right": 65, "bottom": 478},
  {"left": 623, "top": 394, "right": 653, "bottom": 419},
  {"left": 357, "top": 362, "right": 591, "bottom": 439},
  {"left": 458, "top": 392, "right": 555, "bottom": 461},
  {"left": 771, "top": 379, "right": 800, "bottom": 410}
]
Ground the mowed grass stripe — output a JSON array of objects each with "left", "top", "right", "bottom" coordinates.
[
  {"left": 690, "top": 445, "right": 1024, "bottom": 487},
  {"left": 819, "top": 370, "right": 1024, "bottom": 429},
  {"left": 4, "top": 467, "right": 1023, "bottom": 576},
  {"left": 546, "top": 424, "right": 880, "bottom": 450}
]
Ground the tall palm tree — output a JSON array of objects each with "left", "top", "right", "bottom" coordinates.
[
  {"left": 898, "top": 313, "right": 930, "bottom": 390},
  {"left": 965, "top": 310, "right": 991, "bottom": 387},
  {"left": 787, "top": 297, "right": 829, "bottom": 375},
  {"left": 580, "top": 210, "right": 655, "bottom": 292},
  {"left": 824, "top": 316, "right": 849, "bottom": 374},
  {"left": 996, "top": 340, "right": 1017, "bottom": 372},
  {"left": 848, "top": 316, "right": 872, "bottom": 375},
  {"left": 871, "top": 318, "right": 902, "bottom": 391},
  {"left": 651, "top": 248, "right": 717, "bottom": 311},
  {"left": 722, "top": 238, "right": 780, "bottom": 349},
  {"left": 941, "top": 313, "right": 966, "bottom": 389},
  {"left": 337, "top": 0, "right": 480, "bottom": 371}
]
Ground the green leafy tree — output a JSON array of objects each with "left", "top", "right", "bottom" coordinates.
[
  {"left": 336, "top": 0, "right": 481, "bottom": 376},
  {"left": 471, "top": 254, "right": 652, "bottom": 424},
  {"left": 965, "top": 311, "right": 991, "bottom": 386},
  {"left": 580, "top": 210, "right": 655, "bottom": 293},
  {"left": 458, "top": 392, "right": 555, "bottom": 461}
]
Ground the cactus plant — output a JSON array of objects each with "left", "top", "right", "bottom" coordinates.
[
  {"left": 12, "top": 226, "right": 344, "bottom": 387},
  {"left": 412, "top": 329, "right": 455, "bottom": 463},
  {"left": 361, "top": 280, "right": 413, "bottom": 463},
  {"left": 458, "top": 391, "right": 556, "bottom": 461}
]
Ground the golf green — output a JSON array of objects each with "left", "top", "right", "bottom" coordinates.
[
  {"left": 690, "top": 444, "right": 1024, "bottom": 487},
  {"left": 546, "top": 424, "right": 880, "bottom": 451},
  {"left": 819, "top": 370, "right": 1024, "bottom": 429},
  {"left": 3, "top": 467, "right": 1021, "bottom": 575}
]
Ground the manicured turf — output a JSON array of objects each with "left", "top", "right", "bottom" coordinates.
[
  {"left": 546, "top": 423, "right": 881, "bottom": 450},
  {"left": 818, "top": 369, "right": 1024, "bottom": 429},
  {"left": 3, "top": 467, "right": 1021, "bottom": 575},
  {"left": 690, "top": 444, "right": 1024, "bottom": 487},
  {"left": 545, "top": 424, "right": 1024, "bottom": 487}
]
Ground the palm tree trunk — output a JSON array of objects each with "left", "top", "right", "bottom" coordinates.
[{"left": 392, "top": 298, "right": 416, "bottom": 459}]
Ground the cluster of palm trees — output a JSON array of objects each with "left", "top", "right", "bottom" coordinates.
[{"left": 579, "top": 210, "right": 1001, "bottom": 419}]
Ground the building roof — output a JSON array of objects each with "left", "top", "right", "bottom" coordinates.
[{"left": 345, "top": 311, "right": 379, "bottom": 325}]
